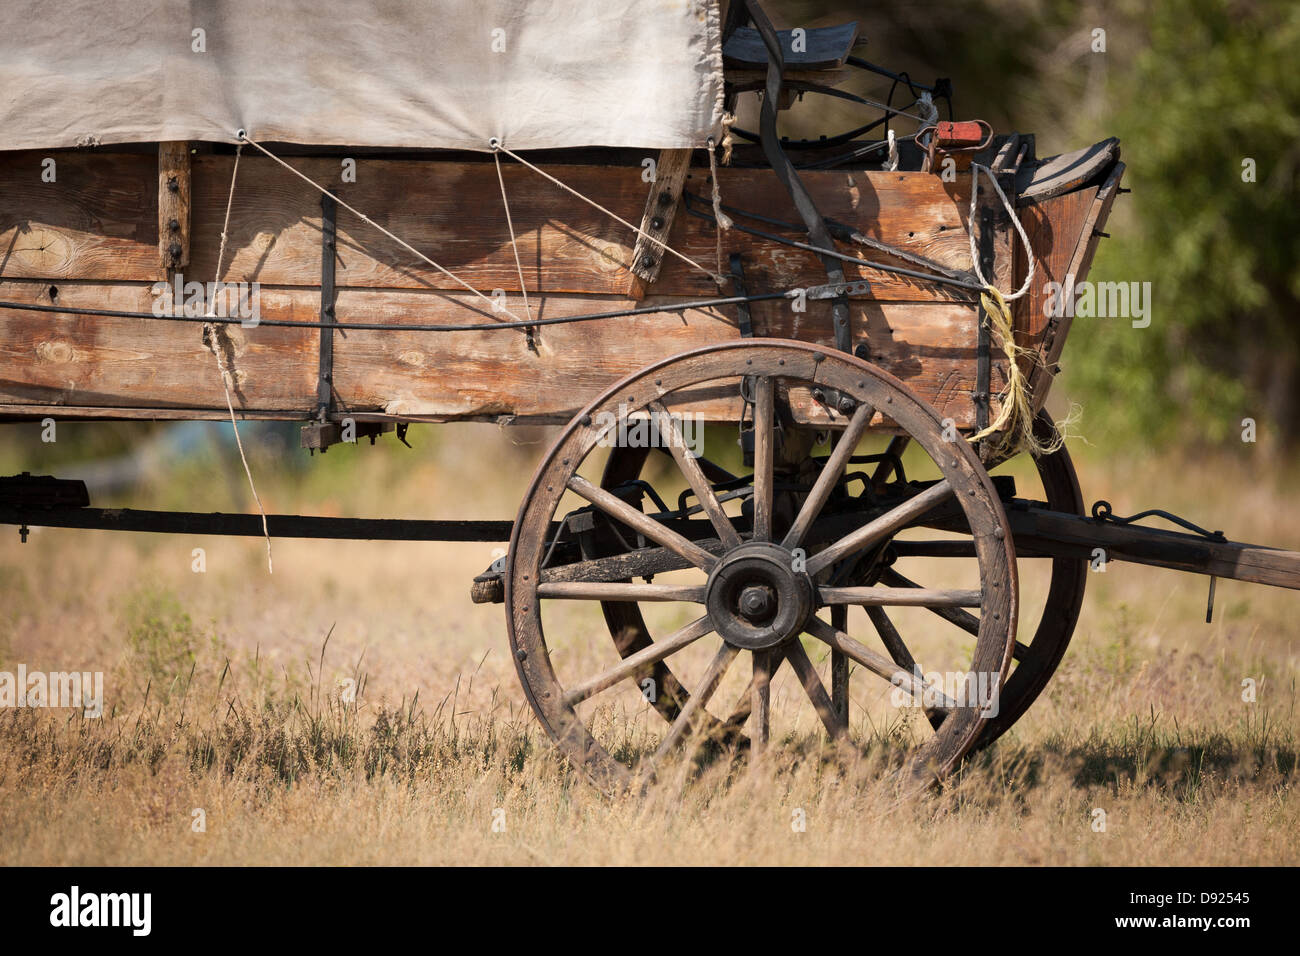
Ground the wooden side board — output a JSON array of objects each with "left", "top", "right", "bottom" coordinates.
[
  {"left": 0, "top": 150, "right": 991, "bottom": 301},
  {"left": 1016, "top": 160, "right": 1125, "bottom": 413},
  {"left": 0, "top": 147, "right": 1019, "bottom": 427},
  {"left": 0, "top": 279, "right": 1002, "bottom": 427},
  {"left": 0, "top": 152, "right": 160, "bottom": 281}
]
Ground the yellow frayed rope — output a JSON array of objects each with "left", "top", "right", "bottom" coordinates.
[
  {"left": 965, "top": 164, "right": 1067, "bottom": 459},
  {"left": 966, "top": 286, "right": 1065, "bottom": 460}
]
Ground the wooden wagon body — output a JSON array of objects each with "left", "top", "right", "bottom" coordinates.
[{"left": 0, "top": 138, "right": 1121, "bottom": 434}]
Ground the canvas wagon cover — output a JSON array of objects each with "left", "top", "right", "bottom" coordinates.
[{"left": 0, "top": 0, "right": 725, "bottom": 152}]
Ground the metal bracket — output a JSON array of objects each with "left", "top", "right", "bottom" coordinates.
[
  {"left": 974, "top": 203, "right": 994, "bottom": 438},
  {"left": 1090, "top": 500, "right": 1226, "bottom": 542},
  {"left": 301, "top": 193, "right": 376, "bottom": 454},
  {"left": 730, "top": 253, "right": 753, "bottom": 338},
  {"left": 316, "top": 193, "right": 338, "bottom": 424}
]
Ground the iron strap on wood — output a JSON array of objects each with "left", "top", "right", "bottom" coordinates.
[
  {"left": 729, "top": 253, "right": 753, "bottom": 338},
  {"left": 316, "top": 193, "right": 338, "bottom": 422},
  {"left": 974, "top": 203, "right": 994, "bottom": 435}
]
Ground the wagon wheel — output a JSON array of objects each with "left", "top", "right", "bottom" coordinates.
[
  {"left": 594, "top": 410, "right": 1086, "bottom": 754},
  {"left": 504, "top": 340, "right": 1018, "bottom": 794},
  {"left": 975, "top": 412, "right": 1086, "bottom": 746},
  {"left": 868, "top": 411, "right": 1088, "bottom": 751}
]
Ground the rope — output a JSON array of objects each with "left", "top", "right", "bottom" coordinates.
[
  {"left": 238, "top": 132, "right": 524, "bottom": 324},
  {"left": 719, "top": 111, "right": 737, "bottom": 165},
  {"left": 968, "top": 162, "right": 1035, "bottom": 300},
  {"left": 706, "top": 136, "right": 732, "bottom": 279},
  {"left": 491, "top": 140, "right": 726, "bottom": 287},
  {"left": 964, "top": 163, "right": 1056, "bottom": 458},
  {"left": 492, "top": 151, "right": 538, "bottom": 352},
  {"left": 200, "top": 143, "right": 273, "bottom": 573},
  {"left": 965, "top": 287, "right": 1062, "bottom": 459}
]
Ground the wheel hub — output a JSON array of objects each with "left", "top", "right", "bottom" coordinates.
[{"left": 705, "top": 542, "right": 815, "bottom": 650}]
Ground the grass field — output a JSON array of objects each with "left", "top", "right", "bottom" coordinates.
[{"left": 1, "top": 421, "right": 1296, "bottom": 866}]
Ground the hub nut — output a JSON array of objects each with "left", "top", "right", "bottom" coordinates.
[
  {"left": 738, "top": 585, "right": 775, "bottom": 623},
  {"left": 704, "top": 542, "right": 815, "bottom": 650}
]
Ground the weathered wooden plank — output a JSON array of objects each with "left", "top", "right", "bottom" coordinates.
[
  {"left": 158, "top": 142, "right": 191, "bottom": 275},
  {"left": 1012, "top": 187, "right": 1096, "bottom": 412},
  {"left": 174, "top": 158, "right": 987, "bottom": 302},
  {"left": 1013, "top": 189, "right": 1096, "bottom": 340},
  {"left": 0, "top": 150, "right": 1015, "bottom": 309},
  {"left": 626, "top": 148, "right": 693, "bottom": 298},
  {"left": 0, "top": 279, "right": 999, "bottom": 427},
  {"left": 0, "top": 151, "right": 160, "bottom": 281},
  {"left": 1066, "top": 162, "right": 1126, "bottom": 292},
  {"left": 0, "top": 280, "right": 317, "bottom": 412},
  {"left": 1007, "top": 507, "right": 1300, "bottom": 592},
  {"left": 1026, "top": 161, "right": 1125, "bottom": 412}
]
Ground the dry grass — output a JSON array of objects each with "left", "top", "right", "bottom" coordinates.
[{"left": 0, "top": 423, "right": 1296, "bottom": 865}]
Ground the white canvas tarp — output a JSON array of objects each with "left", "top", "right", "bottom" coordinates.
[{"left": 0, "top": 0, "right": 725, "bottom": 152}]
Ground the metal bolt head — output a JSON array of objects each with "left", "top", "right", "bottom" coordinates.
[
  {"left": 640, "top": 255, "right": 656, "bottom": 270},
  {"left": 738, "top": 585, "right": 774, "bottom": 622},
  {"left": 837, "top": 395, "right": 857, "bottom": 415}
]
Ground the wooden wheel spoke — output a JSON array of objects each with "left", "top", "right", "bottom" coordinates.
[
  {"left": 870, "top": 435, "right": 910, "bottom": 492},
  {"left": 818, "top": 585, "right": 981, "bottom": 607},
  {"left": 751, "top": 375, "right": 775, "bottom": 542},
  {"left": 866, "top": 606, "right": 945, "bottom": 729},
  {"left": 830, "top": 605, "right": 849, "bottom": 731},
  {"left": 750, "top": 649, "right": 774, "bottom": 752},
  {"left": 805, "top": 479, "right": 953, "bottom": 576},
  {"left": 864, "top": 606, "right": 919, "bottom": 673},
  {"left": 653, "top": 641, "right": 741, "bottom": 759},
  {"left": 563, "top": 617, "right": 713, "bottom": 707},
  {"left": 880, "top": 567, "right": 982, "bottom": 635},
  {"left": 784, "top": 639, "right": 845, "bottom": 739},
  {"left": 649, "top": 400, "right": 742, "bottom": 550},
  {"left": 538, "top": 582, "right": 705, "bottom": 603},
  {"left": 781, "top": 401, "right": 875, "bottom": 551},
  {"left": 805, "top": 618, "right": 955, "bottom": 711},
  {"left": 567, "top": 474, "right": 717, "bottom": 571}
]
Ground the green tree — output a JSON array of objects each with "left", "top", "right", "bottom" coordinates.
[{"left": 1069, "top": 0, "right": 1300, "bottom": 450}]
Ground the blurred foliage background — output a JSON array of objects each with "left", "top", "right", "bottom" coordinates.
[{"left": 775, "top": 0, "right": 1300, "bottom": 454}]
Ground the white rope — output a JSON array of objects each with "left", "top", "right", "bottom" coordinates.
[
  {"left": 967, "top": 162, "right": 1036, "bottom": 301},
  {"left": 706, "top": 136, "right": 732, "bottom": 280},
  {"left": 493, "top": 151, "right": 537, "bottom": 348},
  {"left": 492, "top": 140, "right": 726, "bottom": 287},
  {"left": 201, "top": 143, "right": 273, "bottom": 573},
  {"left": 237, "top": 132, "right": 525, "bottom": 323},
  {"left": 885, "top": 129, "right": 900, "bottom": 172}
]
